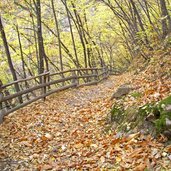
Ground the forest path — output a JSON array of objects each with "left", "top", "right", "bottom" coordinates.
[{"left": 0, "top": 73, "right": 170, "bottom": 170}]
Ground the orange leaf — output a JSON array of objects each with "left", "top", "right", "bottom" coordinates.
[
  {"left": 134, "top": 163, "right": 146, "bottom": 171},
  {"left": 40, "top": 164, "right": 53, "bottom": 171},
  {"left": 111, "top": 138, "right": 120, "bottom": 145},
  {"left": 74, "top": 143, "right": 83, "bottom": 149},
  {"left": 165, "top": 145, "right": 171, "bottom": 153}
]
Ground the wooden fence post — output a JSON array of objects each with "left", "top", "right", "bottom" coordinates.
[
  {"left": 0, "top": 81, "right": 10, "bottom": 110},
  {"left": 105, "top": 66, "right": 109, "bottom": 78},
  {"left": 47, "top": 72, "right": 51, "bottom": 90},
  {"left": 61, "top": 73, "right": 65, "bottom": 86},
  {"left": 0, "top": 80, "right": 7, "bottom": 124},
  {"left": 86, "top": 70, "right": 89, "bottom": 83},
  {"left": 103, "top": 66, "right": 108, "bottom": 78},
  {"left": 4, "top": 90, "right": 14, "bottom": 109},
  {"left": 42, "top": 72, "right": 48, "bottom": 101},
  {"left": 14, "top": 82, "right": 23, "bottom": 104},
  {"left": 72, "top": 70, "right": 78, "bottom": 86},
  {"left": 94, "top": 69, "right": 99, "bottom": 82},
  {"left": 102, "top": 67, "right": 105, "bottom": 79},
  {"left": 0, "top": 80, "right": 3, "bottom": 110}
]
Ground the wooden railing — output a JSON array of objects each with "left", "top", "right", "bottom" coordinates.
[{"left": 0, "top": 66, "right": 119, "bottom": 116}]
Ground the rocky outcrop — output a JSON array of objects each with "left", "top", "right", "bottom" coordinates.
[
  {"left": 111, "top": 84, "right": 132, "bottom": 99},
  {"left": 109, "top": 95, "right": 171, "bottom": 139}
]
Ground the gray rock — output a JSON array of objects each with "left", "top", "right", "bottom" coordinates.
[
  {"left": 111, "top": 84, "right": 132, "bottom": 99},
  {"left": 165, "top": 105, "right": 171, "bottom": 112},
  {"left": 146, "top": 113, "right": 155, "bottom": 122},
  {"left": 166, "top": 118, "right": 171, "bottom": 129},
  {"left": 163, "top": 130, "right": 171, "bottom": 139}
]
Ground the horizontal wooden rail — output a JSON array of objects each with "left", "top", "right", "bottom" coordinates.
[
  {"left": 49, "top": 67, "right": 102, "bottom": 77},
  {"left": 0, "top": 75, "right": 76, "bottom": 103},
  {"left": 49, "top": 70, "right": 72, "bottom": 76},
  {"left": 2, "top": 72, "right": 50, "bottom": 89},
  {"left": 77, "top": 74, "right": 96, "bottom": 79},
  {"left": 4, "top": 83, "right": 77, "bottom": 116},
  {"left": 0, "top": 66, "right": 120, "bottom": 118},
  {"left": 71, "top": 67, "right": 103, "bottom": 71}
]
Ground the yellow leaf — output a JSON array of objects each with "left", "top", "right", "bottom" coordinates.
[{"left": 116, "top": 156, "right": 122, "bottom": 162}]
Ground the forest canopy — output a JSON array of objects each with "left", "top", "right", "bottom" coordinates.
[{"left": 0, "top": 0, "right": 171, "bottom": 84}]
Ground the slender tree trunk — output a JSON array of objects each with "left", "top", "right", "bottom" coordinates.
[
  {"left": 130, "top": 0, "right": 149, "bottom": 44},
  {"left": 30, "top": 11, "right": 39, "bottom": 70},
  {"left": 51, "top": 0, "right": 63, "bottom": 71},
  {"left": 0, "top": 16, "right": 23, "bottom": 103},
  {"left": 16, "top": 24, "right": 27, "bottom": 79},
  {"left": 71, "top": 2, "right": 88, "bottom": 68},
  {"left": 83, "top": 11, "right": 92, "bottom": 67},
  {"left": 43, "top": 21, "right": 81, "bottom": 68},
  {"left": 138, "top": 0, "right": 160, "bottom": 38},
  {"left": 16, "top": 24, "right": 30, "bottom": 100},
  {"left": 160, "top": 0, "right": 170, "bottom": 38},
  {"left": 63, "top": 0, "right": 80, "bottom": 68}
]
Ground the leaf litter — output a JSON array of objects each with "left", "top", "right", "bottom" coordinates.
[{"left": 0, "top": 69, "right": 171, "bottom": 170}]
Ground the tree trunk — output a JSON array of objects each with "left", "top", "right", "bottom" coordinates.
[
  {"left": 130, "top": 0, "right": 149, "bottom": 44},
  {"left": 36, "top": 0, "right": 48, "bottom": 76},
  {"left": 160, "top": 0, "right": 170, "bottom": 38},
  {"left": 16, "top": 24, "right": 30, "bottom": 100},
  {"left": 63, "top": 0, "right": 80, "bottom": 68},
  {"left": 51, "top": 0, "right": 63, "bottom": 71},
  {"left": 71, "top": 2, "right": 88, "bottom": 68},
  {"left": 0, "top": 16, "right": 23, "bottom": 103}
]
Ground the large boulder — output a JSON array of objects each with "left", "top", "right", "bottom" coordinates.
[{"left": 111, "top": 84, "right": 132, "bottom": 99}]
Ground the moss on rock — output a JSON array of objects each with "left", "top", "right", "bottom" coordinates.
[{"left": 109, "top": 95, "right": 171, "bottom": 137}]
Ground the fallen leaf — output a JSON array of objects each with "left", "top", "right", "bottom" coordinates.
[
  {"left": 90, "top": 144, "right": 98, "bottom": 148},
  {"left": 165, "top": 145, "right": 171, "bottom": 153},
  {"left": 134, "top": 163, "right": 146, "bottom": 171},
  {"left": 45, "top": 133, "right": 53, "bottom": 140},
  {"left": 116, "top": 156, "right": 122, "bottom": 162},
  {"left": 74, "top": 143, "right": 83, "bottom": 149},
  {"left": 126, "top": 132, "right": 140, "bottom": 142},
  {"left": 21, "top": 141, "right": 32, "bottom": 147},
  {"left": 40, "top": 164, "right": 53, "bottom": 171},
  {"left": 100, "top": 156, "right": 105, "bottom": 163}
]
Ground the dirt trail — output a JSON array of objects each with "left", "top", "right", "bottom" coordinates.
[{"left": 0, "top": 73, "right": 170, "bottom": 170}]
